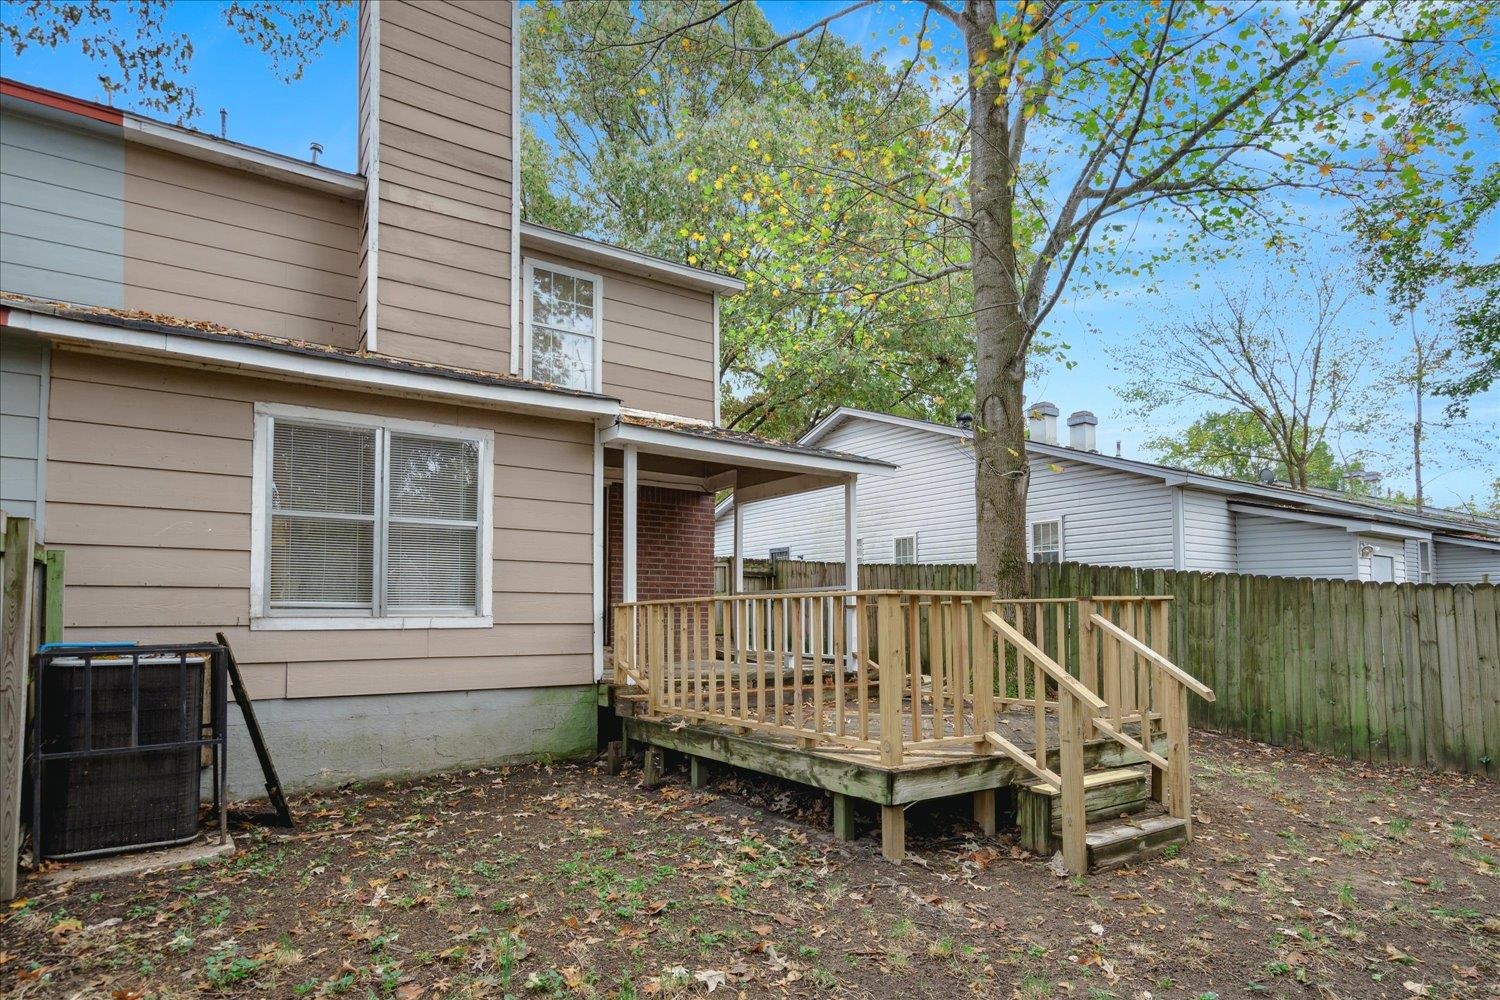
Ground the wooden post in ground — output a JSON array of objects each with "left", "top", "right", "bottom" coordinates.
[
  {"left": 689, "top": 755, "right": 710, "bottom": 789},
  {"left": 2, "top": 516, "right": 37, "bottom": 901},
  {"left": 1059, "top": 694, "right": 1087, "bottom": 874},
  {"left": 880, "top": 804, "right": 905, "bottom": 862},
  {"left": 876, "top": 595, "right": 904, "bottom": 767},
  {"left": 605, "top": 740, "right": 624, "bottom": 776},
  {"left": 973, "top": 788, "right": 997, "bottom": 836},
  {"left": 41, "top": 549, "right": 64, "bottom": 645},
  {"left": 1167, "top": 683, "right": 1192, "bottom": 838},
  {"left": 831, "top": 793, "right": 856, "bottom": 842},
  {"left": 641, "top": 748, "right": 664, "bottom": 789}
]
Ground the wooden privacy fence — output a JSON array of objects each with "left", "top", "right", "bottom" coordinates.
[{"left": 718, "top": 558, "right": 1499, "bottom": 779}]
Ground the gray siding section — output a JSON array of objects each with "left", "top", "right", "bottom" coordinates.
[
  {"left": 1028, "top": 456, "right": 1176, "bottom": 568},
  {"left": 1235, "top": 513, "right": 1355, "bottom": 580},
  {"left": 0, "top": 108, "right": 125, "bottom": 306},
  {"left": 1356, "top": 534, "right": 1408, "bottom": 582},
  {"left": 0, "top": 332, "right": 48, "bottom": 530},
  {"left": 1432, "top": 540, "right": 1500, "bottom": 584},
  {"left": 715, "top": 420, "right": 976, "bottom": 563},
  {"left": 1180, "top": 489, "right": 1235, "bottom": 572}
]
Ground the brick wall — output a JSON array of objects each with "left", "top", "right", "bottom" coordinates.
[{"left": 606, "top": 484, "right": 715, "bottom": 637}]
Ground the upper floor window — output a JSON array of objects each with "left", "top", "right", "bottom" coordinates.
[
  {"left": 252, "top": 404, "right": 493, "bottom": 629},
  {"left": 1031, "top": 519, "right": 1062, "bottom": 563},
  {"left": 525, "top": 261, "right": 602, "bottom": 392},
  {"left": 893, "top": 535, "right": 918, "bottom": 565}
]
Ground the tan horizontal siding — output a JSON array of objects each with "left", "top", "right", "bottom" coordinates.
[
  {"left": 120, "top": 145, "right": 359, "bottom": 347},
  {"left": 524, "top": 250, "right": 717, "bottom": 420},
  {"left": 46, "top": 350, "right": 596, "bottom": 696},
  {"left": 371, "top": 0, "right": 513, "bottom": 373}
]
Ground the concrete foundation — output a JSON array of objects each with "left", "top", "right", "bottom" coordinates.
[{"left": 223, "top": 685, "right": 597, "bottom": 799}]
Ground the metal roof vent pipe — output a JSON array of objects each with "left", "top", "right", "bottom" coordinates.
[
  {"left": 1027, "top": 401, "right": 1059, "bottom": 445},
  {"left": 309, "top": 141, "right": 324, "bottom": 165},
  {"left": 1067, "top": 410, "right": 1098, "bottom": 452}
]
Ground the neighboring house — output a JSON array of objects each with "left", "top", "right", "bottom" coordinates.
[
  {"left": 0, "top": 2, "right": 889, "bottom": 794},
  {"left": 715, "top": 406, "right": 1500, "bottom": 585}
]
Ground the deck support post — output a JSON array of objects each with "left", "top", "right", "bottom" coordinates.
[
  {"left": 972, "top": 788, "right": 997, "bottom": 837},
  {"left": 880, "top": 804, "right": 905, "bottom": 862},
  {"left": 641, "top": 747, "right": 664, "bottom": 789},
  {"left": 1016, "top": 787, "right": 1053, "bottom": 855},
  {"left": 1167, "top": 683, "right": 1192, "bottom": 839},
  {"left": 831, "top": 793, "right": 856, "bottom": 842},
  {"left": 689, "top": 755, "right": 709, "bottom": 789},
  {"left": 1059, "top": 696, "right": 1088, "bottom": 874},
  {"left": 605, "top": 740, "right": 624, "bottom": 776},
  {"left": 876, "top": 595, "right": 904, "bottom": 767}
]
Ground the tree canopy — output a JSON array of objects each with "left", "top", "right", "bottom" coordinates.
[
  {"left": 521, "top": 0, "right": 982, "bottom": 438},
  {"left": 1146, "top": 409, "right": 1372, "bottom": 492}
]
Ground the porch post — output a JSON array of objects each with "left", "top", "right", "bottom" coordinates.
[
  {"left": 844, "top": 476, "right": 858, "bottom": 662},
  {"left": 623, "top": 444, "right": 638, "bottom": 603},
  {"left": 732, "top": 495, "right": 745, "bottom": 594}
]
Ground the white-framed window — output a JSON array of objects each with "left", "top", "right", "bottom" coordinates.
[
  {"left": 524, "top": 260, "right": 603, "bottom": 392},
  {"left": 250, "top": 403, "right": 494, "bottom": 630},
  {"left": 769, "top": 546, "right": 791, "bottom": 562},
  {"left": 1416, "top": 540, "right": 1434, "bottom": 583},
  {"left": 1031, "top": 519, "right": 1062, "bottom": 564},
  {"left": 893, "top": 535, "right": 917, "bottom": 565}
]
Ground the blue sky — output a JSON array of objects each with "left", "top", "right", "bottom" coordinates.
[{"left": 3, "top": 1, "right": 1494, "bottom": 508}]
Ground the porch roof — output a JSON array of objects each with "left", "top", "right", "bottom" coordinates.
[{"left": 603, "top": 410, "right": 894, "bottom": 479}]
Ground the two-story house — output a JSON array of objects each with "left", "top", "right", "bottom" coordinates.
[
  {"left": 715, "top": 407, "right": 1500, "bottom": 584},
  {"left": 0, "top": 1, "right": 889, "bottom": 794}
]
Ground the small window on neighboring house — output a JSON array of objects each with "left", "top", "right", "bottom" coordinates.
[
  {"left": 1417, "top": 540, "right": 1434, "bottom": 583},
  {"left": 255, "top": 406, "right": 492, "bottom": 627},
  {"left": 1031, "top": 519, "right": 1062, "bottom": 564},
  {"left": 856, "top": 538, "right": 866, "bottom": 562},
  {"left": 525, "top": 261, "right": 602, "bottom": 392},
  {"left": 769, "top": 547, "right": 790, "bottom": 562},
  {"left": 893, "top": 535, "right": 917, "bottom": 565}
]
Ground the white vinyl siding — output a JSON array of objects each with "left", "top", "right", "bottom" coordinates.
[
  {"left": 252, "top": 403, "right": 494, "bottom": 629},
  {"left": 0, "top": 332, "right": 48, "bottom": 530},
  {"left": 715, "top": 419, "right": 975, "bottom": 564},
  {"left": 1026, "top": 456, "right": 1176, "bottom": 568},
  {"left": 1234, "top": 513, "right": 1357, "bottom": 580},
  {"left": 1356, "top": 535, "right": 1407, "bottom": 583},
  {"left": 1180, "top": 489, "right": 1236, "bottom": 572},
  {"left": 1432, "top": 539, "right": 1500, "bottom": 584}
]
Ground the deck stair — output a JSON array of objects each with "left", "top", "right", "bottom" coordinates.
[{"left": 1017, "top": 766, "right": 1187, "bottom": 869}]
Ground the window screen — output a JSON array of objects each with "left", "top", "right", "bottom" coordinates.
[
  {"left": 270, "top": 422, "right": 376, "bottom": 608},
  {"left": 529, "top": 266, "right": 598, "bottom": 391},
  {"left": 266, "top": 419, "right": 484, "bottom": 618},
  {"left": 1031, "top": 520, "right": 1061, "bottom": 563}
]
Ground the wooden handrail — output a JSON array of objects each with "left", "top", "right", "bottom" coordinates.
[
  {"left": 1088, "top": 613, "right": 1215, "bottom": 701},
  {"left": 983, "top": 611, "right": 1108, "bottom": 713}
]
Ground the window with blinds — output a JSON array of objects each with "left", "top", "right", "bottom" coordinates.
[
  {"left": 893, "top": 535, "right": 917, "bottom": 565},
  {"left": 265, "top": 416, "right": 486, "bottom": 619},
  {"left": 527, "top": 262, "right": 600, "bottom": 392},
  {"left": 1031, "top": 519, "right": 1062, "bottom": 564}
]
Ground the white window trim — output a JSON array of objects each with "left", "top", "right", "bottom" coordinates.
[
  {"left": 250, "top": 402, "right": 494, "bottom": 631},
  {"left": 893, "top": 534, "right": 918, "bottom": 564},
  {"left": 1030, "top": 517, "right": 1064, "bottom": 562},
  {"left": 522, "top": 258, "right": 605, "bottom": 394}
]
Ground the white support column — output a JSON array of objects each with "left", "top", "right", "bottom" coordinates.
[
  {"left": 591, "top": 422, "right": 605, "bottom": 681},
  {"left": 732, "top": 497, "right": 745, "bottom": 594},
  {"left": 623, "top": 444, "right": 638, "bottom": 603},
  {"left": 844, "top": 476, "right": 858, "bottom": 663}
]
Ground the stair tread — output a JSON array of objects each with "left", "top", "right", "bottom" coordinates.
[
  {"left": 1028, "top": 766, "right": 1149, "bottom": 796},
  {"left": 1085, "top": 815, "right": 1186, "bottom": 848}
]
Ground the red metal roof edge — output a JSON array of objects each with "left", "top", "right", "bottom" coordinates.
[{"left": 0, "top": 78, "right": 123, "bottom": 126}]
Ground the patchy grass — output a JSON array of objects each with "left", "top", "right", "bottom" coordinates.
[{"left": 2, "top": 733, "right": 1495, "bottom": 998}]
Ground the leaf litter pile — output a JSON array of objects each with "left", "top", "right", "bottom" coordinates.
[{"left": 2, "top": 732, "right": 1494, "bottom": 999}]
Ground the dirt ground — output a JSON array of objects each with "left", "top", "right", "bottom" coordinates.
[{"left": 3, "top": 731, "right": 1495, "bottom": 999}]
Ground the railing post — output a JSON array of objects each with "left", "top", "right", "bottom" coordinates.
[
  {"left": 1077, "top": 599, "right": 1096, "bottom": 696},
  {"left": 1059, "top": 692, "right": 1087, "bottom": 874},
  {"left": 1167, "top": 680, "right": 1192, "bottom": 838},
  {"left": 971, "top": 598, "right": 994, "bottom": 747},
  {"left": 877, "top": 594, "right": 903, "bottom": 766}
]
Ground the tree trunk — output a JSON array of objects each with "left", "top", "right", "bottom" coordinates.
[{"left": 965, "top": 3, "right": 1030, "bottom": 598}]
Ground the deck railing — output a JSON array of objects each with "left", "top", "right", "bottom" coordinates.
[{"left": 612, "top": 589, "right": 1214, "bottom": 873}]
